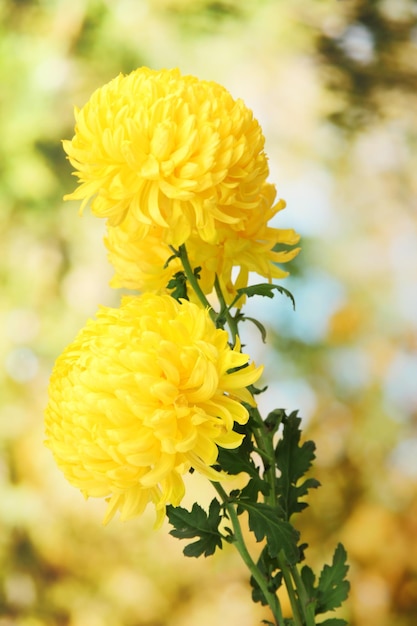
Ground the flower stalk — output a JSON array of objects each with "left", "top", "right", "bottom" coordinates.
[
  {"left": 175, "top": 244, "right": 217, "bottom": 321},
  {"left": 212, "top": 482, "right": 285, "bottom": 625}
]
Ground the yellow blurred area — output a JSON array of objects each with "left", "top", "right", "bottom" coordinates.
[{"left": 1, "top": 0, "right": 417, "bottom": 624}]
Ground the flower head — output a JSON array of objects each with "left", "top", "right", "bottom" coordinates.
[
  {"left": 44, "top": 294, "right": 262, "bottom": 525},
  {"left": 105, "top": 183, "right": 300, "bottom": 302},
  {"left": 63, "top": 67, "right": 270, "bottom": 246}
]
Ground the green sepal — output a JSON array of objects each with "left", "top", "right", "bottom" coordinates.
[{"left": 166, "top": 498, "right": 223, "bottom": 558}]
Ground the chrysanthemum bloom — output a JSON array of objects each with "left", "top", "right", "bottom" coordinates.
[
  {"left": 63, "top": 67, "right": 272, "bottom": 246},
  {"left": 105, "top": 183, "right": 300, "bottom": 303},
  {"left": 44, "top": 294, "right": 263, "bottom": 525}
]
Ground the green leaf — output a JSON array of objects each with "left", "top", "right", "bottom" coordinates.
[
  {"left": 167, "top": 271, "right": 188, "bottom": 301},
  {"left": 166, "top": 499, "right": 223, "bottom": 558},
  {"left": 236, "top": 283, "right": 296, "bottom": 309},
  {"left": 241, "top": 316, "right": 268, "bottom": 343},
  {"left": 215, "top": 429, "right": 255, "bottom": 476},
  {"left": 216, "top": 428, "right": 269, "bottom": 501},
  {"left": 316, "top": 544, "right": 350, "bottom": 613},
  {"left": 264, "top": 408, "right": 285, "bottom": 436},
  {"left": 216, "top": 446, "right": 254, "bottom": 476},
  {"left": 238, "top": 501, "right": 300, "bottom": 564},
  {"left": 166, "top": 266, "right": 201, "bottom": 301},
  {"left": 239, "top": 475, "right": 270, "bottom": 504},
  {"left": 275, "top": 411, "right": 320, "bottom": 519},
  {"left": 300, "top": 564, "right": 316, "bottom": 597},
  {"left": 299, "top": 548, "right": 350, "bottom": 619},
  {"left": 163, "top": 253, "right": 178, "bottom": 269}
]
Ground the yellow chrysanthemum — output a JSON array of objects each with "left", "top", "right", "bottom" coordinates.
[
  {"left": 63, "top": 67, "right": 270, "bottom": 246},
  {"left": 105, "top": 183, "right": 300, "bottom": 302},
  {"left": 44, "top": 294, "right": 263, "bottom": 525}
]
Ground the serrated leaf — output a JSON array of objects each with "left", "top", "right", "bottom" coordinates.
[
  {"left": 216, "top": 447, "right": 254, "bottom": 477},
  {"left": 236, "top": 283, "right": 295, "bottom": 309},
  {"left": 239, "top": 475, "right": 270, "bottom": 504},
  {"left": 275, "top": 411, "right": 320, "bottom": 519},
  {"left": 216, "top": 433, "right": 255, "bottom": 477},
  {"left": 317, "top": 544, "right": 350, "bottom": 613},
  {"left": 318, "top": 619, "right": 348, "bottom": 626},
  {"left": 276, "top": 412, "right": 315, "bottom": 482},
  {"left": 166, "top": 499, "right": 223, "bottom": 558},
  {"left": 241, "top": 316, "right": 268, "bottom": 343},
  {"left": 292, "top": 477, "right": 321, "bottom": 514},
  {"left": 238, "top": 501, "right": 300, "bottom": 564},
  {"left": 167, "top": 271, "right": 188, "bottom": 301},
  {"left": 216, "top": 430, "right": 269, "bottom": 501},
  {"left": 166, "top": 265, "right": 201, "bottom": 301}
]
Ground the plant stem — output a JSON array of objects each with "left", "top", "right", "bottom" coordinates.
[
  {"left": 176, "top": 244, "right": 217, "bottom": 323},
  {"left": 250, "top": 406, "right": 277, "bottom": 506},
  {"left": 212, "top": 481, "right": 285, "bottom": 626},
  {"left": 188, "top": 271, "right": 315, "bottom": 624},
  {"left": 213, "top": 275, "right": 239, "bottom": 343},
  {"left": 277, "top": 552, "right": 305, "bottom": 626},
  {"left": 250, "top": 408, "right": 316, "bottom": 626},
  {"left": 290, "top": 564, "right": 316, "bottom": 625}
]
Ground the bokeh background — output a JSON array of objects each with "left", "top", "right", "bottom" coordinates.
[{"left": 1, "top": 0, "right": 417, "bottom": 624}]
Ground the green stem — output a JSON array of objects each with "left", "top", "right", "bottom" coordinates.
[
  {"left": 212, "top": 482, "right": 285, "bottom": 626},
  {"left": 277, "top": 553, "right": 305, "bottom": 626},
  {"left": 213, "top": 275, "right": 239, "bottom": 343},
  {"left": 290, "top": 564, "right": 316, "bottom": 626},
  {"left": 250, "top": 406, "right": 277, "bottom": 507},
  {"left": 176, "top": 244, "right": 217, "bottom": 323},
  {"left": 200, "top": 272, "right": 315, "bottom": 624},
  {"left": 250, "top": 407, "right": 316, "bottom": 626}
]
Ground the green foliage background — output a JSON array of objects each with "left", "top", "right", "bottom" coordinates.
[{"left": 1, "top": 1, "right": 417, "bottom": 624}]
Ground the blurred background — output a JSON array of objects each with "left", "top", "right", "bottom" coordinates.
[{"left": 1, "top": 0, "right": 417, "bottom": 624}]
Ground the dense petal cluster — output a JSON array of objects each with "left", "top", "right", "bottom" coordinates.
[
  {"left": 44, "top": 294, "right": 263, "bottom": 525},
  {"left": 64, "top": 67, "right": 300, "bottom": 298},
  {"left": 106, "top": 183, "right": 300, "bottom": 302},
  {"left": 63, "top": 67, "right": 270, "bottom": 247}
]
